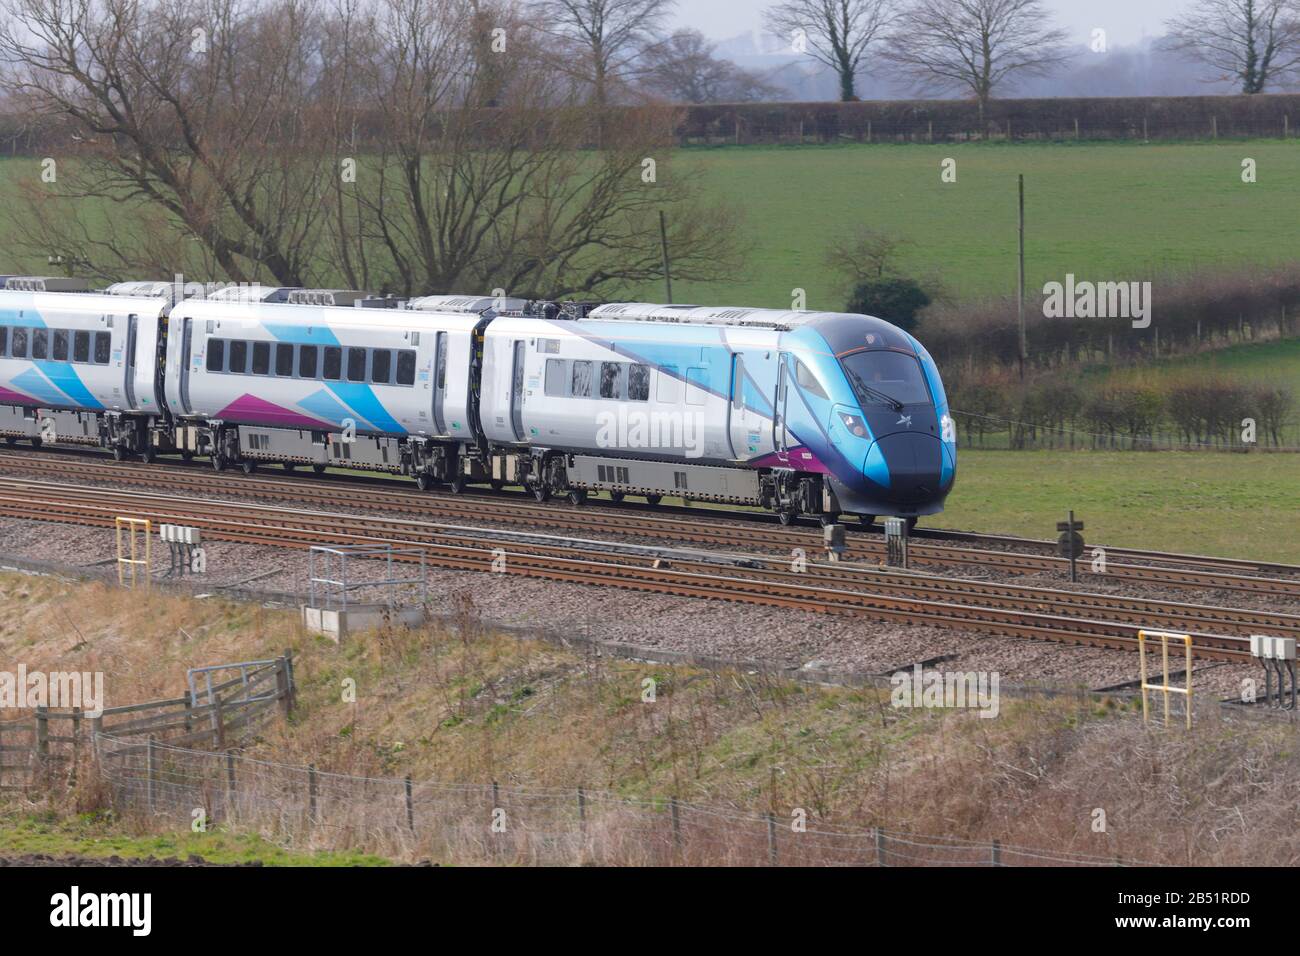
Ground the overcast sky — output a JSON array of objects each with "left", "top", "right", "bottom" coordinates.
[{"left": 673, "top": 0, "right": 1188, "bottom": 48}]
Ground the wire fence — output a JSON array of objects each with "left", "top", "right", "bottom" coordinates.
[{"left": 89, "top": 733, "right": 1156, "bottom": 867}]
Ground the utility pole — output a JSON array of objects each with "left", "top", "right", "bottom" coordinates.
[
  {"left": 1017, "top": 174, "right": 1027, "bottom": 380},
  {"left": 659, "top": 209, "right": 673, "bottom": 304}
]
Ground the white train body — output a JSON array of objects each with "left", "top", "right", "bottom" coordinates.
[{"left": 0, "top": 282, "right": 956, "bottom": 521}]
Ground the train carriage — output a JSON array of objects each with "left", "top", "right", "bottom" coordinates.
[
  {"left": 163, "top": 293, "right": 483, "bottom": 478},
  {"left": 0, "top": 282, "right": 169, "bottom": 454}
]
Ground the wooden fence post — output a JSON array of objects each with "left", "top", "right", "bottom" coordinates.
[
  {"left": 876, "top": 826, "right": 888, "bottom": 866},
  {"left": 308, "top": 764, "right": 318, "bottom": 825},
  {"left": 225, "top": 751, "right": 236, "bottom": 819},
  {"left": 578, "top": 787, "right": 586, "bottom": 834},
  {"left": 212, "top": 694, "right": 226, "bottom": 749},
  {"left": 671, "top": 797, "right": 681, "bottom": 851},
  {"left": 766, "top": 811, "right": 777, "bottom": 865},
  {"left": 35, "top": 706, "right": 48, "bottom": 760},
  {"left": 70, "top": 706, "right": 81, "bottom": 785},
  {"left": 405, "top": 775, "right": 414, "bottom": 832},
  {"left": 991, "top": 839, "right": 1002, "bottom": 866},
  {"left": 146, "top": 735, "right": 156, "bottom": 815}
]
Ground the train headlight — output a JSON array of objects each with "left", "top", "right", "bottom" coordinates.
[
  {"left": 941, "top": 414, "right": 956, "bottom": 444},
  {"left": 838, "top": 411, "right": 868, "bottom": 438}
]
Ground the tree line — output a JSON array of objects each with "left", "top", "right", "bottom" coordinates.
[{"left": 0, "top": 0, "right": 744, "bottom": 298}]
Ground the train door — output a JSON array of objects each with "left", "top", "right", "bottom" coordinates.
[
  {"left": 178, "top": 317, "right": 193, "bottom": 415},
  {"left": 726, "top": 354, "right": 742, "bottom": 459},
  {"left": 509, "top": 339, "right": 525, "bottom": 441},
  {"left": 432, "top": 331, "right": 447, "bottom": 433},
  {"left": 124, "top": 314, "right": 139, "bottom": 409},
  {"left": 773, "top": 352, "right": 790, "bottom": 463}
]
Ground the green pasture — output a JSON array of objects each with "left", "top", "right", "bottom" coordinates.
[{"left": 932, "top": 449, "right": 1299, "bottom": 563}]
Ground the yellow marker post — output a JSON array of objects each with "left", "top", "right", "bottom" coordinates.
[
  {"left": 1137, "top": 630, "right": 1193, "bottom": 729},
  {"left": 115, "top": 517, "right": 152, "bottom": 589}
]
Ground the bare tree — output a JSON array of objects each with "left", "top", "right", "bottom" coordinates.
[
  {"left": 641, "top": 29, "right": 779, "bottom": 103},
  {"left": 0, "top": 0, "right": 336, "bottom": 285},
  {"left": 531, "top": 0, "right": 675, "bottom": 106},
  {"left": 763, "top": 0, "right": 897, "bottom": 102},
  {"left": 326, "top": 0, "right": 742, "bottom": 298},
  {"left": 883, "top": 0, "right": 1069, "bottom": 122},
  {"left": 1164, "top": 0, "right": 1300, "bottom": 93}
]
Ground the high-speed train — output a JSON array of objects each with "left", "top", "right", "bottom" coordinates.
[{"left": 0, "top": 278, "right": 956, "bottom": 526}]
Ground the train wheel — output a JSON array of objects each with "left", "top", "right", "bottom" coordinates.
[
  {"left": 777, "top": 509, "right": 796, "bottom": 526},
  {"left": 282, "top": 461, "right": 296, "bottom": 472},
  {"left": 240, "top": 460, "right": 257, "bottom": 475},
  {"left": 181, "top": 450, "right": 194, "bottom": 461},
  {"left": 819, "top": 513, "right": 840, "bottom": 527},
  {"left": 567, "top": 489, "right": 587, "bottom": 506},
  {"left": 30, "top": 436, "right": 42, "bottom": 450},
  {"left": 532, "top": 484, "right": 550, "bottom": 503},
  {"left": 609, "top": 491, "right": 625, "bottom": 503},
  {"left": 4, "top": 436, "right": 15, "bottom": 447},
  {"left": 415, "top": 472, "right": 432, "bottom": 492},
  {"left": 140, "top": 447, "right": 154, "bottom": 464},
  {"left": 447, "top": 475, "right": 466, "bottom": 494},
  {"left": 644, "top": 494, "right": 661, "bottom": 507},
  {"left": 907, "top": 516, "right": 918, "bottom": 531},
  {"left": 312, "top": 464, "right": 327, "bottom": 474},
  {"left": 113, "top": 445, "right": 127, "bottom": 462},
  {"left": 490, "top": 479, "right": 505, "bottom": 492},
  {"left": 212, "top": 455, "right": 226, "bottom": 472}
]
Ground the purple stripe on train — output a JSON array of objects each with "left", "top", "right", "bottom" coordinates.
[{"left": 215, "top": 394, "right": 335, "bottom": 431}]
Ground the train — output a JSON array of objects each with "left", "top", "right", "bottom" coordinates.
[{"left": 0, "top": 277, "right": 956, "bottom": 527}]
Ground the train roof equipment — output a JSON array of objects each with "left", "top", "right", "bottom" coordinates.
[
  {"left": 585, "top": 303, "right": 838, "bottom": 331},
  {"left": 406, "top": 294, "right": 530, "bottom": 314},
  {"left": 3, "top": 276, "right": 92, "bottom": 292}
]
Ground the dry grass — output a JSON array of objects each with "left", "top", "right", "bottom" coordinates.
[{"left": 3, "top": 572, "right": 1299, "bottom": 865}]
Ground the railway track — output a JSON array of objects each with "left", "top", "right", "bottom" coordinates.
[
  {"left": 1, "top": 447, "right": 1297, "bottom": 598},
  {"left": 0, "top": 475, "right": 1287, "bottom": 664}
]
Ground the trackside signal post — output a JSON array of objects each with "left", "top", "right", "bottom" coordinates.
[
  {"left": 1138, "top": 630, "right": 1193, "bottom": 729},
  {"left": 1056, "top": 512, "right": 1084, "bottom": 582}
]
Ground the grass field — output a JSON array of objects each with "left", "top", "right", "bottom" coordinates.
[
  {"left": 3, "top": 140, "right": 1300, "bottom": 308},
  {"left": 931, "top": 449, "right": 1300, "bottom": 562},
  {"left": 1091, "top": 337, "right": 1300, "bottom": 386},
  {"left": 659, "top": 140, "right": 1300, "bottom": 308}
]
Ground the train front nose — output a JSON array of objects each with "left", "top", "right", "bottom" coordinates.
[{"left": 870, "top": 432, "right": 946, "bottom": 504}]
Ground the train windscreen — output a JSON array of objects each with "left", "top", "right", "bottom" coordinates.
[{"left": 840, "top": 350, "right": 931, "bottom": 408}]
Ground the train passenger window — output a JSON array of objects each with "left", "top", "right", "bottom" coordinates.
[
  {"left": 0, "top": 326, "right": 7, "bottom": 356},
  {"left": 599, "top": 362, "right": 625, "bottom": 399},
  {"left": 251, "top": 341, "right": 270, "bottom": 375},
  {"left": 10, "top": 328, "right": 27, "bottom": 358},
  {"left": 94, "top": 332, "right": 110, "bottom": 364},
  {"left": 74, "top": 331, "right": 90, "bottom": 363},
  {"left": 52, "top": 329, "right": 69, "bottom": 361},
  {"left": 275, "top": 343, "right": 294, "bottom": 377},
  {"left": 628, "top": 364, "right": 649, "bottom": 401},
  {"left": 396, "top": 350, "right": 416, "bottom": 386},
  {"left": 571, "top": 360, "right": 593, "bottom": 397},
  {"left": 794, "top": 358, "right": 829, "bottom": 399},
  {"left": 322, "top": 346, "right": 341, "bottom": 380},
  {"left": 544, "top": 358, "right": 567, "bottom": 397},
  {"left": 346, "top": 347, "right": 366, "bottom": 382},
  {"left": 686, "top": 367, "right": 708, "bottom": 406},
  {"left": 299, "top": 345, "right": 318, "bottom": 378},
  {"left": 207, "top": 339, "right": 225, "bottom": 372},
  {"left": 31, "top": 329, "right": 48, "bottom": 359},
  {"left": 657, "top": 365, "right": 680, "bottom": 403},
  {"left": 370, "top": 349, "right": 392, "bottom": 384},
  {"left": 228, "top": 340, "right": 248, "bottom": 374}
]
